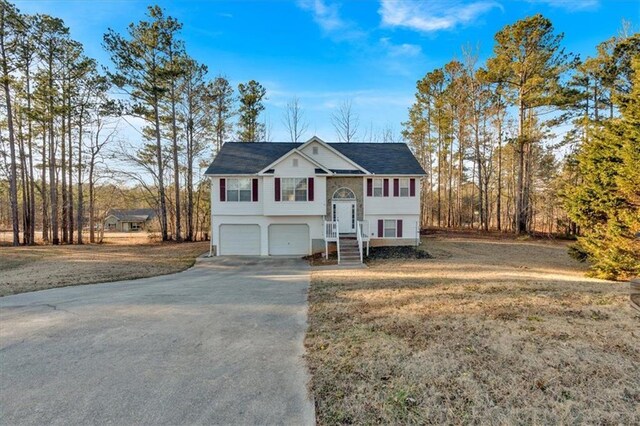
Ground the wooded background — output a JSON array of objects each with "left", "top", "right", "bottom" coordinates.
[{"left": 1, "top": 2, "right": 638, "bottom": 279}]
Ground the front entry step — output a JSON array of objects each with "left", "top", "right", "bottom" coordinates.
[{"left": 338, "top": 236, "right": 362, "bottom": 265}]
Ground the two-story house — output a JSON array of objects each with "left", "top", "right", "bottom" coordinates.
[{"left": 205, "top": 137, "right": 426, "bottom": 264}]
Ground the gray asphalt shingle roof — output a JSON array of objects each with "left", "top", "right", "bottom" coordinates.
[
  {"left": 105, "top": 208, "right": 156, "bottom": 221},
  {"left": 205, "top": 142, "right": 425, "bottom": 175}
]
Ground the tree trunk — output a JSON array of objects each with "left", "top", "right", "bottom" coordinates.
[
  {"left": 17, "top": 111, "right": 30, "bottom": 244},
  {"left": 447, "top": 132, "right": 454, "bottom": 228},
  {"left": 186, "top": 117, "right": 194, "bottom": 242},
  {"left": 457, "top": 125, "right": 463, "bottom": 228},
  {"left": 41, "top": 131, "right": 49, "bottom": 242},
  {"left": 437, "top": 115, "right": 442, "bottom": 227},
  {"left": 170, "top": 81, "right": 181, "bottom": 242},
  {"left": 496, "top": 115, "right": 502, "bottom": 231},
  {"left": 515, "top": 93, "right": 526, "bottom": 234},
  {"left": 77, "top": 120, "right": 83, "bottom": 244},
  {"left": 89, "top": 157, "right": 95, "bottom": 244},
  {"left": 61, "top": 102, "right": 68, "bottom": 243},
  {"left": 26, "top": 60, "right": 36, "bottom": 244},
  {"left": 0, "top": 16, "right": 20, "bottom": 246},
  {"left": 475, "top": 120, "right": 483, "bottom": 230},
  {"left": 154, "top": 94, "right": 168, "bottom": 241},
  {"left": 68, "top": 94, "right": 74, "bottom": 243},
  {"left": 48, "top": 47, "right": 59, "bottom": 245}
]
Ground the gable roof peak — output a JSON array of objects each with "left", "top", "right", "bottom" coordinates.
[{"left": 305, "top": 135, "right": 325, "bottom": 144}]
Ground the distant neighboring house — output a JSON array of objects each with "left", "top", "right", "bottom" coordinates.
[
  {"left": 103, "top": 208, "right": 157, "bottom": 232},
  {"left": 204, "top": 136, "right": 426, "bottom": 264}
]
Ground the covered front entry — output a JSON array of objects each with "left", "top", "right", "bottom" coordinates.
[
  {"left": 268, "top": 224, "right": 310, "bottom": 255},
  {"left": 332, "top": 187, "right": 356, "bottom": 234},
  {"left": 219, "top": 224, "right": 261, "bottom": 255}
]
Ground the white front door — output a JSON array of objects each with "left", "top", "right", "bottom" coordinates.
[{"left": 333, "top": 201, "right": 356, "bottom": 233}]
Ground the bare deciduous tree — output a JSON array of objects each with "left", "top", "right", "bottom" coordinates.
[
  {"left": 331, "top": 99, "right": 359, "bottom": 142},
  {"left": 282, "top": 96, "right": 308, "bottom": 142}
]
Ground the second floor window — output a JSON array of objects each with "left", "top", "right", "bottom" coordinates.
[
  {"left": 373, "top": 178, "right": 383, "bottom": 197},
  {"left": 282, "top": 178, "right": 308, "bottom": 201},
  {"left": 400, "top": 178, "right": 410, "bottom": 197},
  {"left": 227, "top": 178, "right": 252, "bottom": 202}
]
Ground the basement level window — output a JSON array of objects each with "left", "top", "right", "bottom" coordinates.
[{"left": 384, "top": 220, "right": 397, "bottom": 238}]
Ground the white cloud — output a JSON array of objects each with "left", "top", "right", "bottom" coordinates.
[
  {"left": 379, "top": 37, "right": 422, "bottom": 57},
  {"left": 525, "top": 0, "right": 599, "bottom": 11},
  {"left": 297, "top": 0, "right": 365, "bottom": 40},
  {"left": 379, "top": 0, "right": 501, "bottom": 32},
  {"left": 298, "top": 0, "right": 344, "bottom": 31}
]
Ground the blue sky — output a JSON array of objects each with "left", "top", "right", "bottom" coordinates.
[{"left": 15, "top": 0, "right": 640, "bottom": 142}]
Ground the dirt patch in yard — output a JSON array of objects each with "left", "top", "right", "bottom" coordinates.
[
  {"left": 306, "top": 237, "right": 639, "bottom": 425},
  {"left": 0, "top": 241, "right": 209, "bottom": 296}
]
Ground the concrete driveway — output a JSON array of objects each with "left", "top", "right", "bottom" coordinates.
[{"left": 0, "top": 257, "right": 315, "bottom": 425}]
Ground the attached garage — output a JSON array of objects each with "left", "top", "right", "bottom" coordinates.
[
  {"left": 268, "top": 224, "right": 310, "bottom": 256},
  {"left": 219, "top": 224, "right": 261, "bottom": 255}
]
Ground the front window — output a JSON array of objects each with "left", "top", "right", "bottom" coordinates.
[
  {"left": 384, "top": 220, "right": 397, "bottom": 238},
  {"left": 282, "top": 178, "right": 308, "bottom": 202},
  {"left": 131, "top": 222, "right": 141, "bottom": 231},
  {"left": 400, "top": 178, "right": 410, "bottom": 197},
  {"left": 373, "top": 178, "right": 383, "bottom": 197},
  {"left": 227, "top": 178, "right": 252, "bottom": 202}
]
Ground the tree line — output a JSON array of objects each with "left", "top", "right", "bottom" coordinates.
[
  {"left": 1, "top": 1, "right": 395, "bottom": 247},
  {"left": 402, "top": 15, "right": 638, "bottom": 278},
  {"left": 1, "top": 3, "right": 637, "bottom": 278},
  {"left": 0, "top": 2, "right": 286, "bottom": 245}
]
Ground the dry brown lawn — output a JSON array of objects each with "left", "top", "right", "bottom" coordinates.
[
  {"left": 306, "top": 237, "right": 640, "bottom": 425},
  {"left": 0, "top": 230, "right": 162, "bottom": 246},
  {"left": 0, "top": 240, "right": 209, "bottom": 296}
]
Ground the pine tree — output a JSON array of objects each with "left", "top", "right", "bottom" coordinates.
[
  {"left": 237, "top": 80, "right": 266, "bottom": 142},
  {"left": 0, "top": 0, "right": 20, "bottom": 245},
  {"left": 103, "top": 5, "right": 182, "bottom": 241},
  {"left": 209, "top": 75, "right": 234, "bottom": 153},
  {"left": 486, "top": 14, "right": 575, "bottom": 234},
  {"left": 566, "top": 59, "right": 640, "bottom": 280}
]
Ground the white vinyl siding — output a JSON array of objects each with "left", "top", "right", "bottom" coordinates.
[
  {"left": 364, "top": 176, "right": 421, "bottom": 216},
  {"left": 211, "top": 177, "right": 263, "bottom": 216},
  {"left": 219, "top": 224, "right": 260, "bottom": 255},
  {"left": 300, "top": 141, "right": 357, "bottom": 170}
]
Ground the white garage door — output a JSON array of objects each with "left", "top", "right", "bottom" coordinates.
[
  {"left": 219, "top": 224, "right": 260, "bottom": 255},
  {"left": 269, "top": 224, "right": 310, "bottom": 256}
]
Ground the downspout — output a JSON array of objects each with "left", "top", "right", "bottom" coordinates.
[{"left": 209, "top": 176, "right": 214, "bottom": 257}]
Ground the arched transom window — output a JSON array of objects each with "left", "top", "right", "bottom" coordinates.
[{"left": 332, "top": 187, "right": 356, "bottom": 200}]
